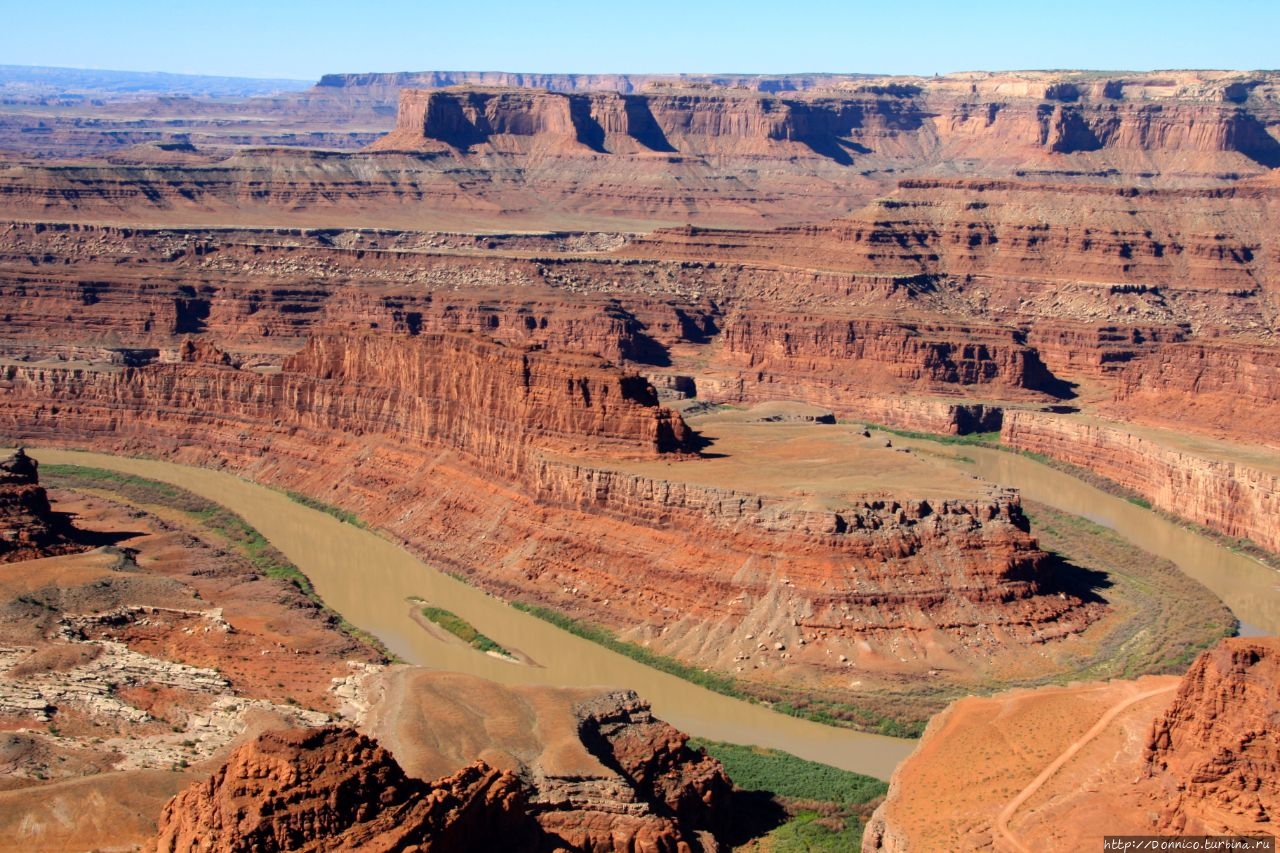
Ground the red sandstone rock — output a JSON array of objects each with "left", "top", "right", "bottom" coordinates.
[
  {"left": 0, "top": 448, "right": 84, "bottom": 563},
  {"left": 147, "top": 726, "right": 537, "bottom": 853},
  {"left": 1001, "top": 410, "right": 1280, "bottom": 553},
  {"left": 0, "top": 329, "right": 1097, "bottom": 681},
  {"left": 149, "top": 690, "right": 737, "bottom": 853},
  {"left": 1147, "top": 638, "right": 1280, "bottom": 834}
]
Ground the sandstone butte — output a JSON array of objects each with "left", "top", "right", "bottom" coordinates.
[{"left": 0, "top": 66, "right": 1278, "bottom": 849}]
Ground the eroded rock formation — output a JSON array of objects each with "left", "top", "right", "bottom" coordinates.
[
  {"left": 1147, "top": 638, "right": 1280, "bottom": 834},
  {"left": 0, "top": 448, "right": 83, "bottom": 562},
  {"left": 149, "top": 689, "right": 735, "bottom": 853},
  {"left": 148, "top": 727, "right": 537, "bottom": 853},
  {"left": 0, "top": 324, "right": 1098, "bottom": 688},
  {"left": 864, "top": 638, "right": 1280, "bottom": 851}
]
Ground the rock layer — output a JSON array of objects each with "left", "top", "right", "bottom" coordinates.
[
  {"left": 0, "top": 330, "right": 1096, "bottom": 683},
  {"left": 1001, "top": 410, "right": 1280, "bottom": 553}
]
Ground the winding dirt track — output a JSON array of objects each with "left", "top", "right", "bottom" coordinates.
[{"left": 995, "top": 684, "right": 1179, "bottom": 852}]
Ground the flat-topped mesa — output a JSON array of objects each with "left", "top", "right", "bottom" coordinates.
[
  {"left": 369, "top": 87, "right": 928, "bottom": 158},
  {"left": 1146, "top": 638, "right": 1280, "bottom": 834},
  {"left": 368, "top": 74, "right": 1280, "bottom": 167}
]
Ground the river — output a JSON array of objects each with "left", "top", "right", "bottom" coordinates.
[
  {"left": 33, "top": 448, "right": 915, "bottom": 781},
  {"left": 32, "top": 443, "right": 1280, "bottom": 782},
  {"left": 959, "top": 446, "right": 1280, "bottom": 635}
]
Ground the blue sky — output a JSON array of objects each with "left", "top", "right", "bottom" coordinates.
[{"left": 6, "top": 0, "right": 1277, "bottom": 81}]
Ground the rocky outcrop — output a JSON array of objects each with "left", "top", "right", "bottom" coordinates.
[
  {"left": 575, "top": 691, "right": 733, "bottom": 834},
  {"left": 1001, "top": 410, "right": 1280, "bottom": 553},
  {"left": 149, "top": 691, "right": 737, "bottom": 853},
  {"left": 148, "top": 727, "right": 538, "bottom": 853},
  {"left": 1146, "top": 638, "right": 1280, "bottom": 834},
  {"left": 0, "top": 448, "right": 83, "bottom": 562}
]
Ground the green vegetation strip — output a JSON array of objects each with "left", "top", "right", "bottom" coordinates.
[
  {"left": 1025, "top": 501, "right": 1236, "bottom": 680},
  {"left": 42, "top": 464, "right": 394, "bottom": 660},
  {"left": 275, "top": 488, "right": 367, "bottom": 528},
  {"left": 693, "top": 738, "right": 887, "bottom": 804},
  {"left": 692, "top": 738, "right": 887, "bottom": 852},
  {"left": 860, "top": 423, "right": 1002, "bottom": 447},
  {"left": 417, "top": 604, "right": 511, "bottom": 657}
]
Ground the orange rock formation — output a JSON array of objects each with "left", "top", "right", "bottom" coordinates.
[
  {"left": 149, "top": 689, "right": 735, "bottom": 853},
  {"left": 1147, "top": 639, "right": 1280, "bottom": 833}
]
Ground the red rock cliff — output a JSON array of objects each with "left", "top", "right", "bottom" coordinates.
[
  {"left": 1146, "top": 638, "right": 1280, "bottom": 834},
  {"left": 1, "top": 330, "right": 1096, "bottom": 682},
  {"left": 1001, "top": 410, "right": 1280, "bottom": 554}
]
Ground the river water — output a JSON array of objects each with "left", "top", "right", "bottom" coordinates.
[
  {"left": 33, "top": 443, "right": 1279, "bottom": 781},
  {"left": 959, "top": 446, "right": 1280, "bottom": 635},
  {"left": 34, "top": 448, "right": 915, "bottom": 781}
]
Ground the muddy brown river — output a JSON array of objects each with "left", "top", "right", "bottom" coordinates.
[
  {"left": 34, "top": 448, "right": 916, "bottom": 780},
  {"left": 959, "top": 446, "right": 1280, "bottom": 635},
  {"left": 33, "top": 443, "right": 1280, "bottom": 780}
]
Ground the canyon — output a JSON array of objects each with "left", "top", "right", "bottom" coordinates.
[{"left": 0, "top": 65, "right": 1277, "bottom": 850}]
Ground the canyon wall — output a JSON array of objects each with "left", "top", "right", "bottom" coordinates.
[
  {"left": 0, "top": 329, "right": 1098, "bottom": 682},
  {"left": 371, "top": 75, "right": 1280, "bottom": 173},
  {"left": 5, "top": 70, "right": 1280, "bottom": 228},
  {"left": 1001, "top": 410, "right": 1280, "bottom": 553}
]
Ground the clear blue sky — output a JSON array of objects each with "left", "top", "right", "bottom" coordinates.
[{"left": 6, "top": 0, "right": 1277, "bottom": 81}]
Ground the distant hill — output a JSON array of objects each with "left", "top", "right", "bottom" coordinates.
[{"left": 0, "top": 65, "right": 312, "bottom": 101}]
